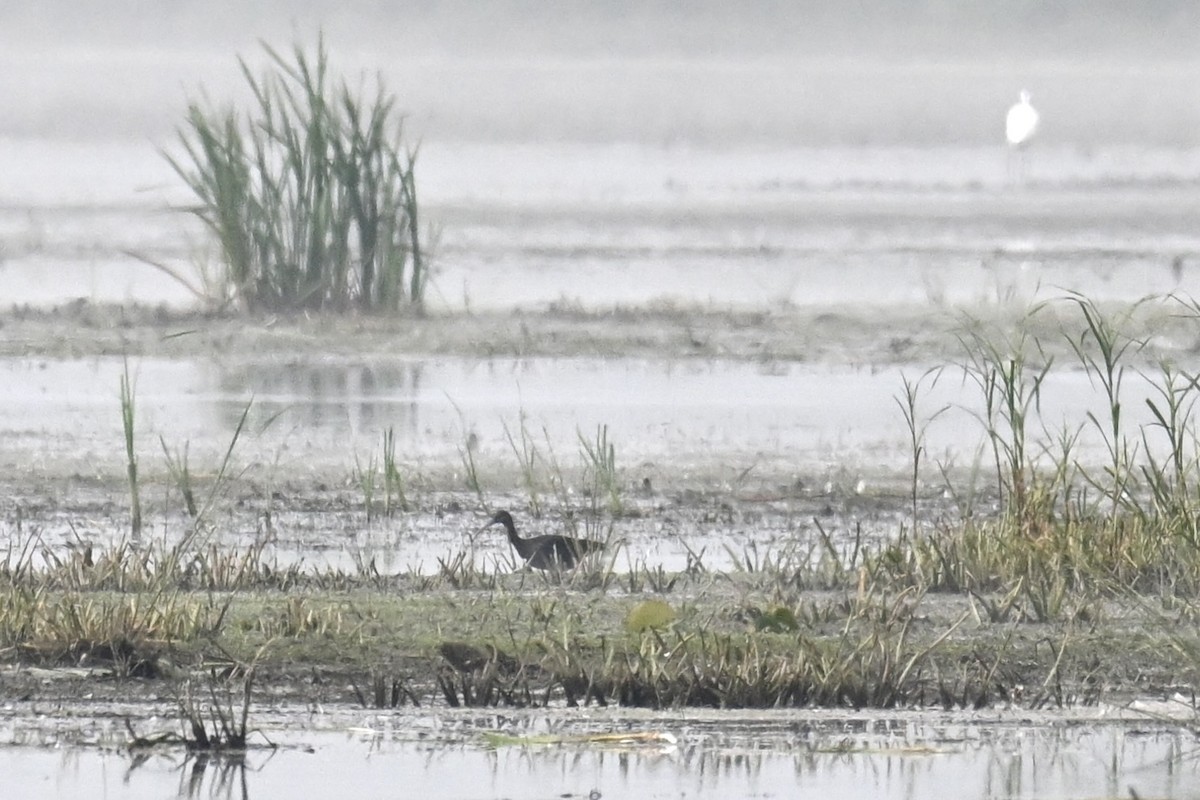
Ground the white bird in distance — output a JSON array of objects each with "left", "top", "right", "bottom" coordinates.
[
  {"left": 1006, "top": 90, "right": 1039, "bottom": 148},
  {"left": 1005, "top": 90, "right": 1039, "bottom": 184}
]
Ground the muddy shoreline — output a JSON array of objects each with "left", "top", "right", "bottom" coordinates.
[
  {"left": 0, "top": 302, "right": 951, "bottom": 363},
  {"left": 5, "top": 299, "right": 1196, "bottom": 365}
]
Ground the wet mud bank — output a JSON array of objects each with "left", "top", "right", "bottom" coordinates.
[{"left": 5, "top": 300, "right": 1197, "bottom": 365}]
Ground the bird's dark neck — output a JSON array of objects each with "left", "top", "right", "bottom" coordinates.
[{"left": 499, "top": 516, "right": 522, "bottom": 545}]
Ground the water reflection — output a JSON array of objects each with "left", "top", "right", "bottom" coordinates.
[
  {"left": 153, "top": 751, "right": 254, "bottom": 800},
  {"left": 0, "top": 714, "right": 1196, "bottom": 800},
  {"left": 0, "top": 353, "right": 943, "bottom": 478},
  {"left": 120, "top": 749, "right": 262, "bottom": 800},
  {"left": 219, "top": 361, "right": 425, "bottom": 439},
  {"left": 178, "top": 753, "right": 249, "bottom": 800},
  {"left": 2, "top": 352, "right": 1176, "bottom": 484},
  {"left": 357, "top": 720, "right": 1196, "bottom": 800}
]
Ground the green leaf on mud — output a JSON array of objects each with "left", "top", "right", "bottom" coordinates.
[{"left": 625, "top": 599, "right": 676, "bottom": 632}]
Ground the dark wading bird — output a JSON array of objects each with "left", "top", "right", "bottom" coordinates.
[{"left": 480, "top": 510, "right": 603, "bottom": 570}]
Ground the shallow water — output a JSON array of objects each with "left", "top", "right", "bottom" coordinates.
[
  {"left": 1, "top": 708, "right": 1197, "bottom": 800},
  {"left": 4, "top": 352, "right": 931, "bottom": 571},
  {"left": 3, "top": 138, "right": 1200, "bottom": 313},
  {"left": 4, "top": 354, "right": 939, "bottom": 475},
  {"left": 5, "top": 349, "right": 1199, "bottom": 572},
  {"left": 2, "top": 351, "right": 1188, "bottom": 479}
]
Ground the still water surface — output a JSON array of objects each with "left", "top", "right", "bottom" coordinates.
[
  {"left": 0, "top": 353, "right": 1185, "bottom": 482},
  {"left": 2, "top": 139, "right": 1199, "bottom": 312},
  {"left": 1, "top": 709, "right": 1196, "bottom": 800}
]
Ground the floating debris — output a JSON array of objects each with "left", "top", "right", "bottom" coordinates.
[{"left": 483, "top": 730, "right": 678, "bottom": 749}]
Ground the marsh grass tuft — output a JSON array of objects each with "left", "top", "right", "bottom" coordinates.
[
  {"left": 460, "top": 438, "right": 483, "bottom": 499},
  {"left": 382, "top": 427, "right": 408, "bottom": 514},
  {"left": 524, "top": 595, "right": 980, "bottom": 710},
  {"left": 354, "top": 452, "right": 378, "bottom": 520},
  {"left": 1138, "top": 360, "right": 1200, "bottom": 540},
  {"left": 176, "top": 665, "right": 267, "bottom": 751},
  {"left": 1064, "top": 292, "right": 1147, "bottom": 518},
  {"left": 160, "top": 438, "right": 198, "bottom": 517},
  {"left": 351, "top": 666, "right": 419, "bottom": 708},
  {"left": 354, "top": 427, "right": 409, "bottom": 520},
  {"left": 956, "top": 304, "right": 1053, "bottom": 529},
  {"left": 878, "top": 295, "right": 1200, "bottom": 617},
  {"left": 167, "top": 35, "right": 426, "bottom": 312},
  {"left": 437, "top": 641, "right": 531, "bottom": 707}
]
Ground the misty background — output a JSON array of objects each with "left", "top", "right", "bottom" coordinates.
[
  {"left": 1, "top": 2, "right": 1199, "bottom": 504},
  {"left": 2, "top": 1, "right": 1198, "bottom": 147}
]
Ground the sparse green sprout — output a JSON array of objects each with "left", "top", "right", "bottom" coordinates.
[
  {"left": 355, "top": 427, "right": 408, "bottom": 519},
  {"left": 503, "top": 415, "right": 543, "bottom": 515},
  {"left": 956, "top": 305, "right": 1053, "bottom": 530},
  {"left": 119, "top": 359, "right": 142, "bottom": 537},
  {"left": 160, "top": 437, "right": 198, "bottom": 517},
  {"left": 382, "top": 427, "right": 408, "bottom": 514},
  {"left": 459, "top": 432, "right": 483, "bottom": 499},
  {"left": 355, "top": 451, "right": 378, "bottom": 520},
  {"left": 1063, "top": 291, "right": 1148, "bottom": 518},
  {"left": 579, "top": 424, "right": 621, "bottom": 514},
  {"left": 894, "top": 367, "right": 947, "bottom": 534}
]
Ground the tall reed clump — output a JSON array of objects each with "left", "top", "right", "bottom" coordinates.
[
  {"left": 956, "top": 303, "right": 1054, "bottom": 533},
  {"left": 1063, "top": 292, "right": 1146, "bottom": 521},
  {"left": 167, "top": 36, "right": 426, "bottom": 313},
  {"left": 883, "top": 295, "right": 1200, "bottom": 603}
]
